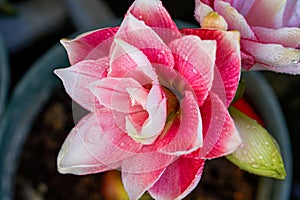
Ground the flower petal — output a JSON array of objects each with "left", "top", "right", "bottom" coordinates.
[
  {"left": 283, "top": 0, "right": 300, "bottom": 27},
  {"left": 242, "top": 39, "right": 300, "bottom": 74},
  {"left": 128, "top": 0, "right": 181, "bottom": 42},
  {"left": 115, "top": 14, "right": 175, "bottom": 68},
  {"left": 252, "top": 26, "right": 300, "bottom": 48},
  {"left": 54, "top": 57, "right": 109, "bottom": 111},
  {"left": 199, "top": 92, "right": 242, "bottom": 159},
  {"left": 194, "top": 1, "right": 214, "bottom": 25},
  {"left": 244, "top": 0, "right": 286, "bottom": 28},
  {"left": 57, "top": 111, "right": 141, "bottom": 175},
  {"left": 109, "top": 38, "right": 159, "bottom": 84},
  {"left": 148, "top": 156, "right": 205, "bottom": 200},
  {"left": 230, "top": 0, "right": 256, "bottom": 16},
  {"left": 61, "top": 27, "right": 118, "bottom": 65},
  {"left": 159, "top": 91, "right": 202, "bottom": 155},
  {"left": 213, "top": 1, "right": 256, "bottom": 39},
  {"left": 181, "top": 28, "right": 241, "bottom": 107},
  {"left": 96, "top": 108, "right": 143, "bottom": 152},
  {"left": 122, "top": 169, "right": 165, "bottom": 200},
  {"left": 241, "top": 51, "right": 256, "bottom": 70},
  {"left": 170, "top": 35, "right": 216, "bottom": 106}
]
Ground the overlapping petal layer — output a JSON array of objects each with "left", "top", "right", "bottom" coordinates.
[
  {"left": 57, "top": 111, "right": 142, "bottom": 175},
  {"left": 170, "top": 35, "right": 216, "bottom": 106},
  {"left": 181, "top": 28, "right": 241, "bottom": 107},
  {"left": 54, "top": 57, "right": 109, "bottom": 111},
  {"left": 199, "top": 93, "right": 242, "bottom": 159}
]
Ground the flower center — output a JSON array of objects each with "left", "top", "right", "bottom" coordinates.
[{"left": 162, "top": 86, "right": 180, "bottom": 121}]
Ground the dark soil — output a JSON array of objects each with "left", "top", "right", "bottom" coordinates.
[{"left": 15, "top": 88, "right": 259, "bottom": 200}]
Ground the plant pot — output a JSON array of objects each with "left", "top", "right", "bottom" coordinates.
[
  {"left": 242, "top": 72, "right": 293, "bottom": 200},
  {"left": 0, "top": 21, "right": 292, "bottom": 200},
  {"left": 0, "top": 33, "right": 9, "bottom": 118}
]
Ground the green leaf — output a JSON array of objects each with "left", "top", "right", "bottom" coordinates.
[{"left": 227, "top": 107, "right": 286, "bottom": 179}]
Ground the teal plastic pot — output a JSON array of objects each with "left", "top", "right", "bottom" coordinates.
[
  {"left": 243, "top": 72, "right": 293, "bottom": 200},
  {"left": 0, "top": 42, "right": 69, "bottom": 200},
  {"left": 0, "top": 21, "right": 292, "bottom": 200},
  {"left": 0, "top": 33, "right": 9, "bottom": 118}
]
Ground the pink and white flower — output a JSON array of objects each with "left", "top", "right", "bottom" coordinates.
[
  {"left": 195, "top": 0, "right": 300, "bottom": 74},
  {"left": 55, "top": 0, "right": 242, "bottom": 199}
]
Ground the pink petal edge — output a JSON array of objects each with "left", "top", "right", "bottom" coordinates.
[
  {"left": 54, "top": 57, "right": 109, "bottom": 111},
  {"left": 115, "top": 13, "right": 175, "bottom": 68},
  {"left": 122, "top": 169, "right": 165, "bottom": 200},
  {"left": 61, "top": 27, "right": 118, "bottom": 65},
  {"left": 128, "top": 0, "right": 181, "bottom": 42}
]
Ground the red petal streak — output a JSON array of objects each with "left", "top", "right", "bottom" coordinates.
[
  {"left": 199, "top": 92, "right": 241, "bottom": 159},
  {"left": 128, "top": 0, "right": 181, "bottom": 42},
  {"left": 181, "top": 28, "right": 241, "bottom": 107},
  {"left": 205, "top": 107, "right": 241, "bottom": 158},
  {"left": 170, "top": 35, "right": 216, "bottom": 106},
  {"left": 148, "top": 156, "right": 205, "bottom": 200},
  {"left": 115, "top": 14, "right": 174, "bottom": 68}
]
